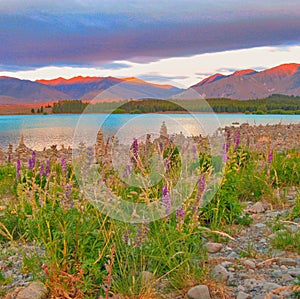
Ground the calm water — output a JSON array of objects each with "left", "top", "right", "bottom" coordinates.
[{"left": 0, "top": 114, "right": 299, "bottom": 150}]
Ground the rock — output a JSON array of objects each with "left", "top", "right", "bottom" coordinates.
[
  {"left": 263, "top": 282, "right": 281, "bottom": 293},
  {"left": 187, "top": 285, "right": 211, "bottom": 299},
  {"left": 239, "top": 273, "right": 250, "bottom": 280},
  {"left": 255, "top": 223, "right": 266, "bottom": 229},
  {"left": 227, "top": 251, "right": 239, "bottom": 259},
  {"left": 4, "top": 287, "right": 24, "bottom": 299},
  {"left": 247, "top": 202, "right": 265, "bottom": 214},
  {"left": 244, "top": 279, "right": 264, "bottom": 292},
  {"left": 281, "top": 273, "right": 294, "bottom": 282},
  {"left": 211, "top": 265, "right": 229, "bottom": 282},
  {"left": 277, "top": 258, "right": 297, "bottom": 266},
  {"left": 236, "top": 291, "right": 251, "bottom": 299},
  {"left": 16, "top": 281, "right": 48, "bottom": 299},
  {"left": 243, "top": 260, "right": 256, "bottom": 269},
  {"left": 289, "top": 268, "right": 300, "bottom": 277},
  {"left": 204, "top": 242, "right": 223, "bottom": 253}
]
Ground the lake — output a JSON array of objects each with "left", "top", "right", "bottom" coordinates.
[{"left": 0, "top": 113, "right": 299, "bottom": 150}]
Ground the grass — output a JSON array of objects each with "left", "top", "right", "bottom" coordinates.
[{"left": 0, "top": 130, "right": 299, "bottom": 297}]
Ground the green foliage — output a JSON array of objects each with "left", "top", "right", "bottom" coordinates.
[{"left": 52, "top": 94, "right": 300, "bottom": 114}]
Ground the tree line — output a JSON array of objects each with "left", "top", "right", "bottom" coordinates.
[{"left": 52, "top": 95, "right": 300, "bottom": 114}]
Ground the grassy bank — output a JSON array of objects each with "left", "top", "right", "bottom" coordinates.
[{"left": 0, "top": 130, "right": 299, "bottom": 298}]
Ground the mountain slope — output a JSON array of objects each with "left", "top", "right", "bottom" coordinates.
[
  {"left": 36, "top": 76, "right": 182, "bottom": 100},
  {"left": 0, "top": 77, "right": 70, "bottom": 104},
  {"left": 190, "top": 63, "right": 300, "bottom": 100}
]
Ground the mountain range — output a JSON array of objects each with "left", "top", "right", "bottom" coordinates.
[{"left": 0, "top": 63, "right": 300, "bottom": 104}]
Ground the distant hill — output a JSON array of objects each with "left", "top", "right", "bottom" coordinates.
[
  {"left": 190, "top": 63, "right": 300, "bottom": 100},
  {"left": 1, "top": 63, "right": 300, "bottom": 104},
  {"left": 0, "top": 76, "right": 70, "bottom": 104},
  {"left": 0, "top": 76, "right": 182, "bottom": 105}
]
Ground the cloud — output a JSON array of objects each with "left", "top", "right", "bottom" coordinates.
[
  {"left": 99, "top": 62, "right": 131, "bottom": 70},
  {"left": 0, "top": 1, "right": 300, "bottom": 70},
  {"left": 139, "top": 73, "right": 189, "bottom": 82}
]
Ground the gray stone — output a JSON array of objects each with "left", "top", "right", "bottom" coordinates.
[
  {"left": 281, "top": 273, "right": 294, "bottom": 282},
  {"left": 204, "top": 242, "right": 223, "bottom": 253},
  {"left": 255, "top": 223, "right": 266, "bottom": 229},
  {"left": 277, "top": 258, "right": 297, "bottom": 266},
  {"left": 272, "top": 270, "right": 283, "bottom": 278},
  {"left": 187, "top": 285, "right": 211, "bottom": 299},
  {"left": 16, "top": 281, "right": 48, "bottom": 299},
  {"left": 248, "top": 201, "right": 265, "bottom": 214},
  {"left": 243, "top": 259, "right": 256, "bottom": 269},
  {"left": 227, "top": 251, "right": 239, "bottom": 259},
  {"left": 263, "top": 282, "right": 281, "bottom": 293},
  {"left": 289, "top": 268, "right": 300, "bottom": 277},
  {"left": 236, "top": 291, "right": 251, "bottom": 299},
  {"left": 211, "top": 265, "right": 229, "bottom": 282},
  {"left": 244, "top": 279, "right": 264, "bottom": 291}
]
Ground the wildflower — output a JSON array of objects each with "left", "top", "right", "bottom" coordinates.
[
  {"left": 131, "top": 138, "right": 139, "bottom": 163},
  {"left": 268, "top": 151, "right": 273, "bottom": 163},
  {"left": 233, "top": 130, "right": 240, "bottom": 148},
  {"left": 176, "top": 206, "right": 185, "bottom": 231},
  {"left": 226, "top": 129, "right": 231, "bottom": 140},
  {"left": 197, "top": 174, "right": 206, "bottom": 195},
  {"left": 40, "top": 164, "right": 45, "bottom": 178},
  {"left": 125, "top": 165, "right": 131, "bottom": 176},
  {"left": 176, "top": 206, "right": 185, "bottom": 219},
  {"left": 61, "top": 157, "right": 67, "bottom": 173},
  {"left": 161, "top": 185, "right": 171, "bottom": 216},
  {"left": 222, "top": 142, "right": 229, "bottom": 162},
  {"left": 134, "top": 223, "right": 150, "bottom": 247},
  {"left": 16, "top": 159, "right": 21, "bottom": 179},
  {"left": 63, "top": 183, "right": 74, "bottom": 209},
  {"left": 28, "top": 151, "right": 36, "bottom": 169},
  {"left": 165, "top": 157, "right": 171, "bottom": 173},
  {"left": 45, "top": 160, "right": 50, "bottom": 176}
]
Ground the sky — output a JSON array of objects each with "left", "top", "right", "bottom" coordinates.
[{"left": 1, "top": 0, "right": 300, "bottom": 87}]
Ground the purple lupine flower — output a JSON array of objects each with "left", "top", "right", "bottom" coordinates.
[
  {"left": 123, "top": 228, "right": 131, "bottom": 246},
  {"left": 222, "top": 142, "right": 229, "bottom": 162},
  {"left": 61, "top": 157, "right": 67, "bottom": 173},
  {"left": 16, "top": 159, "right": 21, "bottom": 179},
  {"left": 131, "top": 138, "right": 139, "bottom": 163},
  {"left": 40, "top": 164, "right": 45, "bottom": 178},
  {"left": 63, "top": 183, "right": 74, "bottom": 209},
  {"left": 7, "top": 155, "right": 11, "bottom": 163},
  {"left": 268, "top": 151, "right": 273, "bottom": 163},
  {"left": 125, "top": 165, "right": 131, "bottom": 176},
  {"left": 192, "top": 144, "right": 197, "bottom": 154},
  {"left": 233, "top": 130, "right": 240, "bottom": 148},
  {"left": 165, "top": 157, "right": 171, "bottom": 173},
  {"left": 226, "top": 129, "right": 231, "bottom": 140},
  {"left": 176, "top": 206, "right": 185, "bottom": 219},
  {"left": 197, "top": 174, "right": 206, "bottom": 194},
  {"left": 161, "top": 185, "right": 171, "bottom": 216},
  {"left": 135, "top": 223, "right": 150, "bottom": 247},
  {"left": 45, "top": 160, "right": 50, "bottom": 176},
  {"left": 29, "top": 151, "right": 36, "bottom": 169}
]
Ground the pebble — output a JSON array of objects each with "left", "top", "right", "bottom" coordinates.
[
  {"left": 236, "top": 291, "right": 251, "bottom": 299},
  {"left": 247, "top": 201, "right": 265, "bottom": 214},
  {"left": 187, "top": 285, "right": 211, "bottom": 299},
  {"left": 211, "top": 265, "right": 229, "bottom": 282},
  {"left": 277, "top": 258, "right": 297, "bottom": 267},
  {"left": 243, "top": 260, "right": 256, "bottom": 269},
  {"left": 204, "top": 242, "right": 223, "bottom": 254}
]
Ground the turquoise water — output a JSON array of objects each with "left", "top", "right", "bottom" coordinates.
[{"left": 0, "top": 114, "right": 299, "bottom": 150}]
